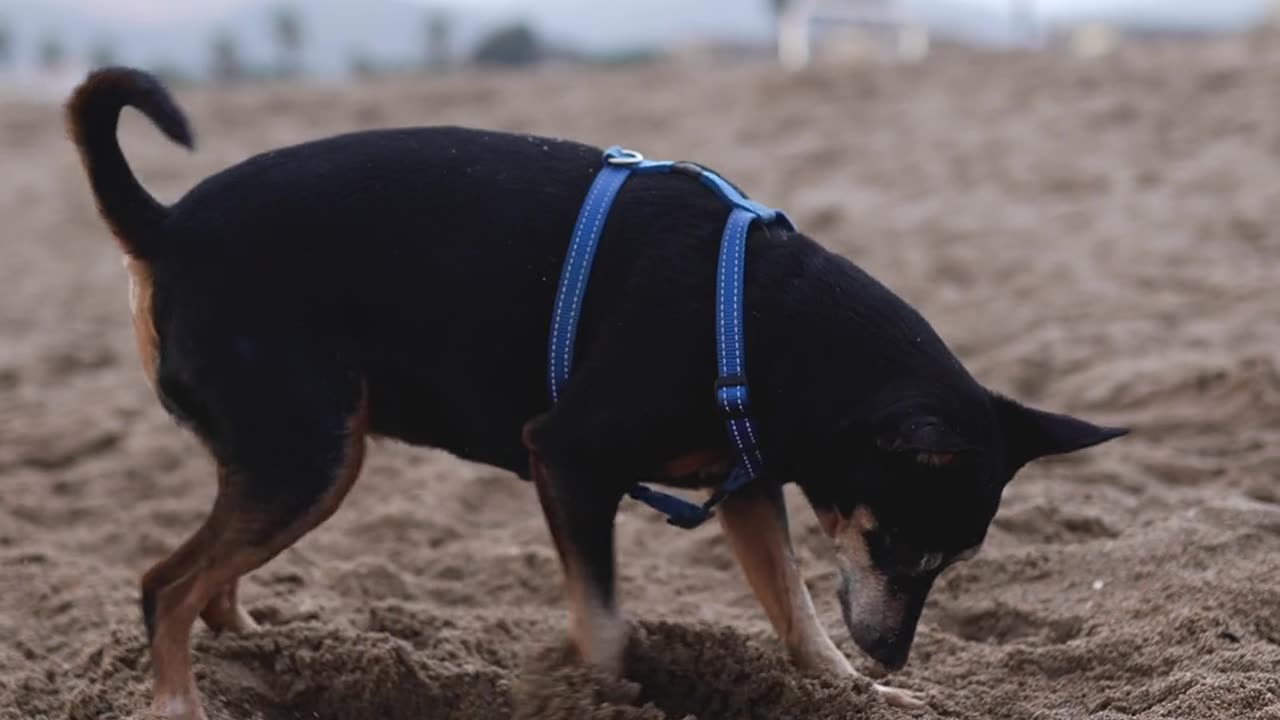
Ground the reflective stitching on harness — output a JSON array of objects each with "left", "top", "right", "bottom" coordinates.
[
  {"left": 550, "top": 167, "right": 627, "bottom": 401},
  {"left": 720, "top": 210, "right": 760, "bottom": 478},
  {"left": 563, "top": 176, "right": 610, "bottom": 377},
  {"left": 549, "top": 179, "right": 591, "bottom": 399}
]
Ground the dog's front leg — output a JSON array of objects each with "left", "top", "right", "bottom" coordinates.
[
  {"left": 716, "top": 482, "right": 854, "bottom": 675},
  {"left": 718, "top": 484, "right": 928, "bottom": 709},
  {"left": 528, "top": 454, "right": 628, "bottom": 672}
]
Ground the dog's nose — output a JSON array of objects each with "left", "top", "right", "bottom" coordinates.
[
  {"left": 849, "top": 621, "right": 914, "bottom": 671},
  {"left": 838, "top": 577, "right": 927, "bottom": 673},
  {"left": 862, "top": 633, "right": 913, "bottom": 671}
]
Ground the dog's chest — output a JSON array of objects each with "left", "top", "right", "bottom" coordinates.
[{"left": 657, "top": 448, "right": 732, "bottom": 488}]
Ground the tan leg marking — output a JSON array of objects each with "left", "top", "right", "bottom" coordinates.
[
  {"left": 567, "top": 575, "right": 627, "bottom": 672},
  {"left": 148, "top": 391, "right": 368, "bottom": 720},
  {"left": 140, "top": 499, "right": 223, "bottom": 616},
  {"left": 718, "top": 487, "right": 854, "bottom": 676}
]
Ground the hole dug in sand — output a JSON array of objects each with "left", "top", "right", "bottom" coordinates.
[
  {"left": 512, "top": 621, "right": 910, "bottom": 720},
  {"left": 210, "top": 621, "right": 511, "bottom": 720},
  {"left": 62, "top": 613, "right": 914, "bottom": 720}
]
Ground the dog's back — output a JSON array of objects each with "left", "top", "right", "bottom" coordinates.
[
  {"left": 67, "top": 68, "right": 746, "bottom": 474},
  {"left": 157, "top": 127, "right": 607, "bottom": 468}
]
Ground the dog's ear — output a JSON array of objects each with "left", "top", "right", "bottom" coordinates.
[
  {"left": 876, "top": 417, "right": 970, "bottom": 467},
  {"left": 991, "top": 393, "right": 1127, "bottom": 470}
]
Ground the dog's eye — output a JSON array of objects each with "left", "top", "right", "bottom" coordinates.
[{"left": 916, "top": 451, "right": 956, "bottom": 466}]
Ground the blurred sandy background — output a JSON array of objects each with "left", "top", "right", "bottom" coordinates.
[{"left": 2, "top": 2, "right": 1280, "bottom": 719}]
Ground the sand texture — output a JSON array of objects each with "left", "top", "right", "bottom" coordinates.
[{"left": 2, "top": 32, "right": 1279, "bottom": 720}]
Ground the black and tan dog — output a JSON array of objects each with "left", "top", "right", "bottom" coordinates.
[{"left": 67, "top": 68, "right": 1125, "bottom": 719}]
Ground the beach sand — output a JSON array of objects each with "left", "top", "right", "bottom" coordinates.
[{"left": 2, "top": 33, "right": 1278, "bottom": 720}]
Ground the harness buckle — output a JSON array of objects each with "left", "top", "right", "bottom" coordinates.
[
  {"left": 665, "top": 507, "right": 714, "bottom": 529},
  {"left": 715, "top": 375, "right": 751, "bottom": 419},
  {"left": 714, "top": 374, "right": 748, "bottom": 389}
]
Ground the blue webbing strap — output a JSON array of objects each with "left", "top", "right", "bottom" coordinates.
[
  {"left": 548, "top": 161, "right": 632, "bottom": 402},
  {"left": 546, "top": 146, "right": 790, "bottom": 529},
  {"left": 715, "top": 207, "right": 766, "bottom": 480}
]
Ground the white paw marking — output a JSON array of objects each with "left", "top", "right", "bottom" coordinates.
[{"left": 873, "top": 682, "right": 928, "bottom": 710}]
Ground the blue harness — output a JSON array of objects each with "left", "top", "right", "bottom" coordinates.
[{"left": 546, "top": 146, "right": 794, "bottom": 529}]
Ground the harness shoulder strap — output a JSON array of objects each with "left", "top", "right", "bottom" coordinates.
[
  {"left": 547, "top": 161, "right": 631, "bottom": 402},
  {"left": 547, "top": 147, "right": 789, "bottom": 529},
  {"left": 714, "top": 207, "right": 766, "bottom": 480}
]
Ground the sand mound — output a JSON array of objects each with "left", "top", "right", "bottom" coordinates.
[{"left": 4, "top": 29, "right": 1280, "bottom": 720}]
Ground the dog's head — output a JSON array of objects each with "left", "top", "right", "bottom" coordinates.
[{"left": 797, "top": 391, "right": 1125, "bottom": 670}]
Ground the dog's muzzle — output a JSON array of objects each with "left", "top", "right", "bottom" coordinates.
[{"left": 837, "top": 568, "right": 933, "bottom": 671}]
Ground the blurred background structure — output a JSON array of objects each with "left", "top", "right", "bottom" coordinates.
[{"left": 0, "top": 0, "right": 1275, "bottom": 97}]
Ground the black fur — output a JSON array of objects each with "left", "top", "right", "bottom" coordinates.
[
  {"left": 68, "top": 69, "right": 1126, "bottom": 673},
  {"left": 141, "top": 586, "right": 157, "bottom": 643}
]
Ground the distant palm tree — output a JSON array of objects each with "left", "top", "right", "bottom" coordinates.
[
  {"left": 472, "top": 23, "right": 541, "bottom": 67},
  {"left": 424, "top": 11, "right": 452, "bottom": 70},
  {"left": 272, "top": 6, "right": 304, "bottom": 76},
  {"left": 348, "top": 51, "right": 378, "bottom": 79},
  {"left": 89, "top": 40, "right": 118, "bottom": 69},
  {"left": 768, "top": 0, "right": 792, "bottom": 37},
  {"left": 38, "top": 35, "right": 65, "bottom": 70},
  {"left": 210, "top": 32, "right": 244, "bottom": 82},
  {"left": 0, "top": 22, "right": 12, "bottom": 68}
]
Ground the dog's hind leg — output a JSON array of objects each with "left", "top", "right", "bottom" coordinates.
[
  {"left": 144, "top": 372, "right": 367, "bottom": 720},
  {"left": 141, "top": 469, "right": 257, "bottom": 637},
  {"left": 524, "top": 428, "right": 628, "bottom": 672},
  {"left": 140, "top": 489, "right": 228, "bottom": 643},
  {"left": 195, "top": 470, "right": 257, "bottom": 635}
]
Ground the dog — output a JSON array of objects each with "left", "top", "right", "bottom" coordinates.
[{"left": 67, "top": 68, "right": 1126, "bottom": 719}]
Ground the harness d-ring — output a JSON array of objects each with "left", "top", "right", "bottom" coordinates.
[{"left": 604, "top": 148, "right": 645, "bottom": 166}]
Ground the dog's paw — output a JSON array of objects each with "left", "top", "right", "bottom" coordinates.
[
  {"left": 199, "top": 598, "right": 259, "bottom": 635},
  {"left": 147, "top": 695, "right": 210, "bottom": 720},
  {"left": 872, "top": 682, "right": 928, "bottom": 710},
  {"left": 789, "top": 636, "right": 857, "bottom": 677}
]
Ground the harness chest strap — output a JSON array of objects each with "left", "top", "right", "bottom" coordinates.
[{"left": 546, "top": 146, "right": 794, "bottom": 529}]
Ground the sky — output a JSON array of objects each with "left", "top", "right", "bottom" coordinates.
[
  {"left": 6, "top": 0, "right": 1273, "bottom": 31},
  {"left": 0, "top": 0, "right": 1272, "bottom": 79}
]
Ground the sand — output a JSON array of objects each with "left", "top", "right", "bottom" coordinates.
[{"left": 2, "top": 31, "right": 1279, "bottom": 720}]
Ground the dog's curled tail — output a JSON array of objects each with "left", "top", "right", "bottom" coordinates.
[{"left": 65, "top": 67, "right": 194, "bottom": 258}]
